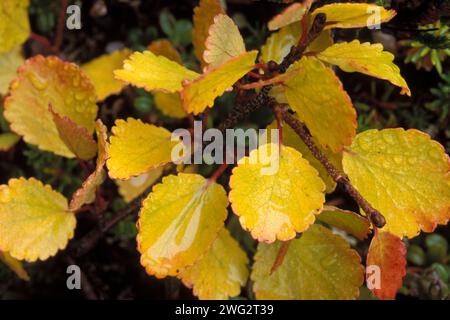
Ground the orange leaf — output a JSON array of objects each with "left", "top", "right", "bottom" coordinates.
[
  {"left": 268, "top": 0, "right": 314, "bottom": 31},
  {"left": 4, "top": 55, "right": 97, "bottom": 158},
  {"left": 192, "top": 0, "right": 224, "bottom": 67},
  {"left": 69, "top": 120, "right": 108, "bottom": 212},
  {"left": 148, "top": 39, "right": 182, "bottom": 64},
  {"left": 49, "top": 105, "right": 97, "bottom": 160},
  {"left": 366, "top": 231, "right": 407, "bottom": 300},
  {"left": 181, "top": 51, "right": 258, "bottom": 115}
]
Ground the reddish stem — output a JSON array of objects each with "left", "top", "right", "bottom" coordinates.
[
  {"left": 78, "top": 159, "right": 91, "bottom": 179},
  {"left": 246, "top": 71, "right": 264, "bottom": 79},
  {"left": 208, "top": 164, "right": 229, "bottom": 184},
  {"left": 275, "top": 104, "right": 386, "bottom": 228},
  {"left": 54, "top": 0, "right": 68, "bottom": 51},
  {"left": 202, "top": 108, "right": 210, "bottom": 129},
  {"left": 30, "top": 32, "right": 56, "bottom": 53},
  {"left": 298, "top": 14, "right": 310, "bottom": 46},
  {"left": 252, "top": 62, "right": 267, "bottom": 70},
  {"left": 274, "top": 107, "right": 283, "bottom": 152},
  {"left": 270, "top": 241, "right": 291, "bottom": 274}
]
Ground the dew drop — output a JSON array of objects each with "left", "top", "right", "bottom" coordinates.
[
  {"left": 0, "top": 186, "right": 11, "bottom": 203},
  {"left": 428, "top": 149, "right": 441, "bottom": 160},
  {"left": 75, "top": 91, "right": 86, "bottom": 101},
  {"left": 10, "top": 80, "right": 19, "bottom": 90},
  {"left": 382, "top": 131, "right": 395, "bottom": 145},
  {"left": 28, "top": 73, "right": 48, "bottom": 90},
  {"left": 358, "top": 136, "right": 371, "bottom": 151},
  {"left": 48, "top": 59, "right": 57, "bottom": 67},
  {"left": 393, "top": 155, "right": 402, "bottom": 164},
  {"left": 130, "top": 173, "right": 149, "bottom": 187},
  {"left": 64, "top": 95, "right": 73, "bottom": 105},
  {"left": 408, "top": 157, "right": 417, "bottom": 165},
  {"left": 72, "top": 76, "right": 80, "bottom": 87},
  {"left": 320, "top": 255, "right": 336, "bottom": 269}
]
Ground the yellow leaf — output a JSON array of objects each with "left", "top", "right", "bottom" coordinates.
[
  {"left": 229, "top": 143, "right": 325, "bottom": 243},
  {"left": 148, "top": 39, "right": 182, "bottom": 64},
  {"left": 312, "top": 3, "right": 396, "bottom": 29},
  {"left": 4, "top": 55, "right": 98, "bottom": 158},
  {"left": 82, "top": 48, "right": 131, "bottom": 101},
  {"left": 317, "top": 40, "right": 410, "bottom": 96},
  {"left": 192, "top": 0, "right": 225, "bottom": 67},
  {"left": 116, "top": 167, "right": 164, "bottom": 203},
  {"left": 317, "top": 205, "right": 370, "bottom": 240},
  {"left": 146, "top": 39, "right": 187, "bottom": 118},
  {"left": 137, "top": 173, "right": 228, "bottom": 278},
  {"left": 69, "top": 120, "right": 108, "bottom": 212},
  {"left": 343, "top": 128, "right": 450, "bottom": 238},
  {"left": 251, "top": 224, "right": 364, "bottom": 299},
  {"left": 307, "top": 30, "right": 334, "bottom": 53},
  {"left": 49, "top": 105, "right": 97, "bottom": 160},
  {"left": 266, "top": 120, "right": 339, "bottom": 193},
  {"left": 0, "top": 251, "right": 29, "bottom": 281},
  {"left": 0, "top": 0, "right": 30, "bottom": 53},
  {"left": 181, "top": 51, "right": 258, "bottom": 115},
  {"left": 268, "top": 0, "right": 314, "bottom": 31},
  {"left": 0, "top": 133, "right": 20, "bottom": 151},
  {"left": 268, "top": 84, "right": 288, "bottom": 104},
  {"left": 107, "top": 118, "right": 178, "bottom": 179},
  {"left": 0, "top": 46, "right": 24, "bottom": 95},
  {"left": 179, "top": 228, "right": 249, "bottom": 300},
  {"left": 153, "top": 91, "right": 187, "bottom": 119},
  {"left": 114, "top": 50, "right": 199, "bottom": 93},
  {"left": 204, "top": 14, "right": 246, "bottom": 68},
  {"left": 0, "top": 178, "right": 76, "bottom": 262},
  {"left": 284, "top": 57, "right": 356, "bottom": 152},
  {"left": 260, "top": 22, "right": 333, "bottom": 65},
  {"left": 261, "top": 24, "right": 300, "bottom": 65}
]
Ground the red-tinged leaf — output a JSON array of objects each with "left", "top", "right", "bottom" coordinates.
[
  {"left": 192, "top": 0, "right": 225, "bottom": 67},
  {"left": 69, "top": 120, "right": 108, "bottom": 212},
  {"left": 366, "top": 231, "right": 407, "bottom": 300},
  {"left": 49, "top": 105, "right": 97, "bottom": 160}
]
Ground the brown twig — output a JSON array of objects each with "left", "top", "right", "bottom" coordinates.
[
  {"left": 270, "top": 241, "right": 291, "bottom": 274},
  {"left": 274, "top": 104, "right": 386, "bottom": 228},
  {"left": 278, "top": 13, "right": 327, "bottom": 73},
  {"left": 54, "top": 0, "right": 69, "bottom": 52},
  {"left": 202, "top": 108, "right": 210, "bottom": 129},
  {"left": 208, "top": 164, "right": 229, "bottom": 184},
  {"left": 298, "top": 12, "right": 310, "bottom": 46},
  {"left": 65, "top": 256, "right": 99, "bottom": 300},
  {"left": 30, "top": 32, "right": 56, "bottom": 53},
  {"left": 235, "top": 70, "right": 298, "bottom": 90},
  {"left": 274, "top": 105, "right": 284, "bottom": 151}
]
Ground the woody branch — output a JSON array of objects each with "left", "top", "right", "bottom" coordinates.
[{"left": 218, "top": 12, "right": 386, "bottom": 228}]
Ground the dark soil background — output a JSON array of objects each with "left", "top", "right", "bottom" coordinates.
[{"left": 0, "top": 0, "right": 449, "bottom": 300}]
